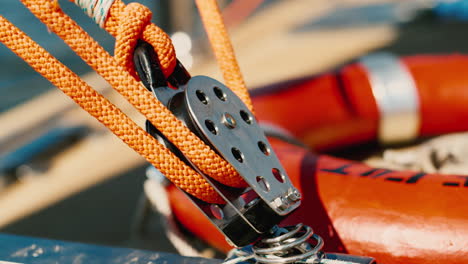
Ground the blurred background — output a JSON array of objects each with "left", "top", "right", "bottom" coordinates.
[{"left": 2, "top": 0, "right": 468, "bottom": 255}]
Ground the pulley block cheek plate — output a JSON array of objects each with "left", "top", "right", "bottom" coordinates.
[{"left": 183, "top": 76, "right": 301, "bottom": 216}]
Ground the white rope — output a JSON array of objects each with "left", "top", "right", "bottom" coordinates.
[{"left": 75, "top": 0, "right": 115, "bottom": 27}]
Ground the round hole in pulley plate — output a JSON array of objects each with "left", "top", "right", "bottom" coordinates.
[
  {"left": 258, "top": 141, "right": 270, "bottom": 156},
  {"left": 272, "top": 168, "right": 285, "bottom": 183},
  {"left": 256, "top": 176, "right": 270, "bottom": 192},
  {"left": 205, "top": 120, "right": 218, "bottom": 135},
  {"left": 213, "top": 86, "right": 227, "bottom": 101},
  {"left": 196, "top": 90, "right": 209, "bottom": 104},
  {"left": 210, "top": 204, "right": 224, "bottom": 220},
  {"left": 231, "top": 147, "right": 244, "bottom": 163},
  {"left": 240, "top": 110, "right": 252, "bottom": 125}
]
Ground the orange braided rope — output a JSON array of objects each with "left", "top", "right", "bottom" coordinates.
[
  {"left": 106, "top": 0, "right": 177, "bottom": 78},
  {"left": 0, "top": 15, "right": 223, "bottom": 204},
  {"left": 1, "top": 0, "right": 254, "bottom": 203},
  {"left": 104, "top": 0, "right": 253, "bottom": 112},
  {"left": 19, "top": 0, "right": 246, "bottom": 189}
]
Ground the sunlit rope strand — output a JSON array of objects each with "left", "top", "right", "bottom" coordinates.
[
  {"left": 75, "top": 0, "right": 115, "bottom": 27},
  {"left": 0, "top": 15, "right": 223, "bottom": 204},
  {"left": 20, "top": 0, "right": 246, "bottom": 189},
  {"left": 195, "top": 0, "right": 254, "bottom": 113}
]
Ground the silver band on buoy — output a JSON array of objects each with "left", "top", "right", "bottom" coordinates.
[{"left": 359, "top": 53, "right": 420, "bottom": 144}]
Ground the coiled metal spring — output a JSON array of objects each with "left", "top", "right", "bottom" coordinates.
[{"left": 252, "top": 223, "right": 324, "bottom": 264}]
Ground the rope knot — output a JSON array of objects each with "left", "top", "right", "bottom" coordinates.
[
  {"left": 73, "top": 0, "right": 177, "bottom": 78},
  {"left": 114, "top": 3, "right": 152, "bottom": 79}
]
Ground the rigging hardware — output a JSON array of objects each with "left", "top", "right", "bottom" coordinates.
[{"left": 134, "top": 41, "right": 375, "bottom": 264}]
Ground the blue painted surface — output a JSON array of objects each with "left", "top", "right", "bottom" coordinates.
[
  {"left": 434, "top": 0, "right": 468, "bottom": 20},
  {"left": 0, "top": 126, "right": 88, "bottom": 173},
  {"left": 0, "top": 234, "right": 222, "bottom": 264}
]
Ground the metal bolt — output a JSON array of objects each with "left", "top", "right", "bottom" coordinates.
[
  {"left": 272, "top": 197, "right": 286, "bottom": 210},
  {"left": 288, "top": 189, "right": 302, "bottom": 202},
  {"left": 222, "top": 113, "right": 237, "bottom": 129},
  {"left": 280, "top": 197, "right": 292, "bottom": 210}
]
